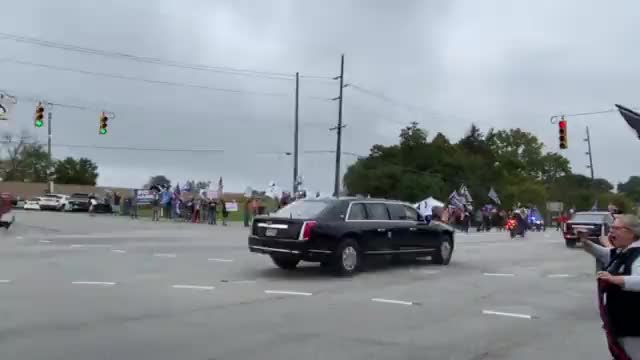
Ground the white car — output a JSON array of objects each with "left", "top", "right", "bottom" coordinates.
[
  {"left": 38, "top": 194, "right": 69, "bottom": 211},
  {"left": 23, "top": 197, "right": 42, "bottom": 211}
]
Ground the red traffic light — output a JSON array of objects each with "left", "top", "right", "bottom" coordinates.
[{"left": 558, "top": 119, "right": 568, "bottom": 149}]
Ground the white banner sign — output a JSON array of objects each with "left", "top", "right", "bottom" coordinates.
[{"left": 225, "top": 201, "right": 238, "bottom": 212}]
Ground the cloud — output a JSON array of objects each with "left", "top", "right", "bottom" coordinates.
[{"left": 1, "top": 0, "right": 638, "bottom": 193}]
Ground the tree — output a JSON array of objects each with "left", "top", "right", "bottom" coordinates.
[
  {"left": 1, "top": 131, "right": 52, "bottom": 182},
  {"left": 53, "top": 157, "right": 99, "bottom": 185},
  {"left": 618, "top": 176, "right": 640, "bottom": 203},
  {"left": 147, "top": 175, "right": 171, "bottom": 189},
  {"left": 343, "top": 122, "right": 634, "bottom": 213}
]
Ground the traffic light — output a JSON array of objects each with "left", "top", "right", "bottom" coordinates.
[
  {"left": 99, "top": 112, "right": 108, "bottom": 135},
  {"left": 34, "top": 102, "right": 45, "bottom": 128},
  {"left": 559, "top": 119, "right": 568, "bottom": 149}
]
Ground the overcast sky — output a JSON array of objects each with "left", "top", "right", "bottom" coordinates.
[{"left": 1, "top": 0, "right": 639, "bottom": 194}]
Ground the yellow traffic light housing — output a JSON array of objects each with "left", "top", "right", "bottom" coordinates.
[
  {"left": 34, "top": 102, "right": 45, "bottom": 128},
  {"left": 559, "top": 119, "right": 568, "bottom": 149},
  {"left": 99, "top": 112, "right": 108, "bottom": 135}
]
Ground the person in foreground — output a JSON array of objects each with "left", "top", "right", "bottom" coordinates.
[{"left": 581, "top": 214, "right": 640, "bottom": 359}]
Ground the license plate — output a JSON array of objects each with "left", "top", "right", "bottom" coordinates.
[{"left": 265, "top": 229, "right": 278, "bottom": 237}]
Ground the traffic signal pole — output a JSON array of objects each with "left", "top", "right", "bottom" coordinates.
[
  {"left": 47, "top": 110, "right": 54, "bottom": 193},
  {"left": 330, "top": 54, "right": 346, "bottom": 198},
  {"left": 293, "top": 72, "right": 300, "bottom": 195}
]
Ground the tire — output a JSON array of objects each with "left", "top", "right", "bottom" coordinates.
[
  {"left": 331, "top": 239, "right": 361, "bottom": 276},
  {"left": 270, "top": 255, "right": 300, "bottom": 270},
  {"left": 432, "top": 235, "right": 453, "bottom": 265},
  {"left": 565, "top": 239, "right": 577, "bottom": 248}
]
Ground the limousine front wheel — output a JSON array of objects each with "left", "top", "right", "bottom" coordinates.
[
  {"left": 271, "top": 255, "right": 300, "bottom": 270},
  {"left": 433, "top": 236, "right": 453, "bottom": 265},
  {"left": 332, "top": 239, "right": 361, "bottom": 276}
]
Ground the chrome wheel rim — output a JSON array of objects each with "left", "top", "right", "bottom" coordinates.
[
  {"left": 440, "top": 241, "right": 451, "bottom": 261},
  {"left": 342, "top": 246, "right": 358, "bottom": 271}
]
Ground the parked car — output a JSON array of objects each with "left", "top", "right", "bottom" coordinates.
[
  {"left": 38, "top": 194, "right": 69, "bottom": 211},
  {"left": 248, "top": 198, "right": 455, "bottom": 276},
  {"left": 563, "top": 211, "right": 614, "bottom": 248},
  {"left": 67, "top": 193, "right": 91, "bottom": 212},
  {"left": 23, "top": 197, "right": 42, "bottom": 211}
]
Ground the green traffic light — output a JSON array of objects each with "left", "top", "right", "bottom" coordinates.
[
  {"left": 99, "top": 128, "right": 108, "bottom": 135},
  {"left": 35, "top": 120, "right": 44, "bottom": 128}
]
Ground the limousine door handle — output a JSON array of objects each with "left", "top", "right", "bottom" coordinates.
[
  {"left": 377, "top": 228, "right": 386, "bottom": 232},
  {"left": 409, "top": 227, "right": 417, "bottom": 231}
]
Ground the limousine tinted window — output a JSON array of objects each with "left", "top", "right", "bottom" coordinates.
[
  {"left": 365, "top": 203, "right": 390, "bottom": 220},
  {"left": 271, "top": 200, "right": 331, "bottom": 219},
  {"left": 347, "top": 203, "right": 367, "bottom": 220}
]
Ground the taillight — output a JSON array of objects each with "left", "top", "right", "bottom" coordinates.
[{"left": 301, "top": 221, "right": 317, "bottom": 240}]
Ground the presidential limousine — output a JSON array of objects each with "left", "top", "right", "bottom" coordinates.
[{"left": 248, "top": 198, "right": 455, "bottom": 276}]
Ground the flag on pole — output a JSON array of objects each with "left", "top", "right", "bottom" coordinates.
[
  {"left": 488, "top": 187, "right": 501, "bottom": 205},
  {"left": 459, "top": 185, "right": 473, "bottom": 203},
  {"left": 615, "top": 104, "right": 640, "bottom": 139},
  {"left": 217, "top": 176, "right": 224, "bottom": 198},
  {"left": 448, "top": 191, "right": 465, "bottom": 209}
]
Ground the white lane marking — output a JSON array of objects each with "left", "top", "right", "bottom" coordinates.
[
  {"left": 71, "top": 281, "right": 116, "bottom": 286},
  {"left": 0, "top": 280, "right": 12, "bottom": 284},
  {"left": 111, "top": 249, "right": 127, "bottom": 253},
  {"left": 172, "top": 285, "right": 215, "bottom": 290},
  {"left": 264, "top": 290, "right": 312, "bottom": 296},
  {"left": 371, "top": 298, "right": 415, "bottom": 306},
  {"left": 153, "top": 253, "right": 177, "bottom": 258},
  {"left": 482, "top": 310, "right": 533, "bottom": 319},
  {"left": 39, "top": 240, "right": 52, "bottom": 243},
  {"left": 16, "top": 236, "right": 23, "bottom": 240},
  {"left": 483, "top": 273, "right": 515, "bottom": 277},
  {"left": 70, "top": 244, "right": 111, "bottom": 248},
  {"left": 547, "top": 274, "right": 573, "bottom": 278},
  {"left": 208, "top": 258, "right": 233, "bottom": 263}
]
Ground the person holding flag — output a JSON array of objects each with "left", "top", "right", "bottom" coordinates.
[{"left": 580, "top": 214, "right": 640, "bottom": 359}]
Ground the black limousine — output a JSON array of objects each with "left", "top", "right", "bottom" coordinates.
[{"left": 248, "top": 198, "right": 455, "bottom": 276}]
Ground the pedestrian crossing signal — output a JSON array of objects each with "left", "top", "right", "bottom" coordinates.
[
  {"left": 99, "top": 112, "right": 108, "bottom": 135},
  {"left": 34, "top": 103, "right": 45, "bottom": 128},
  {"left": 559, "top": 119, "right": 568, "bottom": 149}
]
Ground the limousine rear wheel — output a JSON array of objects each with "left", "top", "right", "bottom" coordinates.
[
  {"left": 271, "top": 255, "right": 300, "bottom": 270},
  {"left": 332, "top": 239, "right": 361, "bottom": 276},
  {"left": 433, "top": 236, "right": 453, "bottom": 265}
]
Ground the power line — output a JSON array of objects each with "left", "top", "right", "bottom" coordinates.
[
  {"left": 348, "top": 83, "right": 423, "bottom": 113},
  {"left": 0, "top": 32, "right": 335, "bottom": 82},
  {"left": 0, "top": 140, "right": 363, "bottom": 156},
  {"left": 1, "top": 58, "right": 292, "bottom": 98}
]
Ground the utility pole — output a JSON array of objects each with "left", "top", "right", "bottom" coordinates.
[
  {"left": 330, "top": 54, "right": 346, "bottom": 198},
  {"left": 585, "top": 126, "right": 595, "bottom": 180},
  {"left": 47, "top": 110, "right": 54, "bottom": 193},
  {"left": 293, "top": 72, "right": 300, "bottom": 194}
]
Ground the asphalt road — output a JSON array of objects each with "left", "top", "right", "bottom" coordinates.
[{"left": 0, "top": 210, "right": 608, "bottom": 360}]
